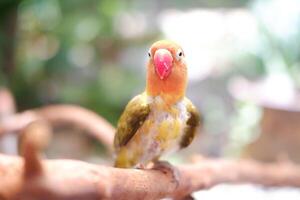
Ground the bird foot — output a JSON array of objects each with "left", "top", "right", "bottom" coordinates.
[
  {"left": 135, "top": 163, "right": 146, "bottom": 169},
  {"left": 152, "top": 160, "right": 180, "bottom": 188}
]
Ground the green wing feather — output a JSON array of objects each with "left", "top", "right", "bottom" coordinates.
[
  {"left": 180, "top": 98, "right": 203, "bottom": 148},
  {"left": 114, "top": 94, "right": 150, "bottom": 151}
]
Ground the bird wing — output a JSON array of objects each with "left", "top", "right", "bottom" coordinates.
[
  {"left": 114, "top": 93, "right": 150, "bottom": 151},
  {"left": 180, "top": 98, "right": 203, "bottom": 148}
]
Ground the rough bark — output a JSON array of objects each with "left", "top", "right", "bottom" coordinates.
[{"left": 0, "top": 154, "right": 300, "bottom": 200}]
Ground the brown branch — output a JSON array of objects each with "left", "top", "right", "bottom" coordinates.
[
  {"left": 1, "top": 122, "right": 300, "bottom": 199},
  {"left": 0, "top": 104, "right": 115, "bottom": 152},
  {"left": 0, "top": 153, "right": 300, "bottom": 200},
  {"left": 19, "top": 121, "right": 52, "bottom": 179}
]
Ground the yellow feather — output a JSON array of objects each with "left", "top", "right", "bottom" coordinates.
[{"left": 114, "top": 41, "right": 201, "bottom": 168}]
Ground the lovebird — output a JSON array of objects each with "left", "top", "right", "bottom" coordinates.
[{"left": 114, "top": 40, "right": 202, "bottom": 169}]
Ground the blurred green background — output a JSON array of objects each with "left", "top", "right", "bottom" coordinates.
[{"left": 0, "top": 0, "right": 300, "bottom": 161}]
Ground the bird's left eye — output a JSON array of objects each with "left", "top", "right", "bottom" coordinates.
[
  {"left": 148, "top": 51, "right": 151, "bottom": 58},
  {"left": 176, "top": 49, "right": 184, "bottom": 61}
]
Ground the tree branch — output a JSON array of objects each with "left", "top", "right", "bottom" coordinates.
[
  {"left": 0, "top": 104, "right": 115, "bottom": 152},
  {"left": 0, "top": 154, "right": 300, "bottom": 200}
]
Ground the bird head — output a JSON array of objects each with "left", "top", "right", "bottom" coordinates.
[{"left": 146, "top": 40, "right": 187, "bottom": 104}]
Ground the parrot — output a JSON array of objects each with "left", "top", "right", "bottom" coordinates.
[{"left": 114, "top": 40, "right": 202, "bottom": 169}]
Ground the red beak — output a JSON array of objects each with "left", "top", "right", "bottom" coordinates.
[{"left": 153, "top": 49, "right": 173, "bottom": 80}]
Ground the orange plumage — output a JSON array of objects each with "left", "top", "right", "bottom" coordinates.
[{"left": 146, "top": 40, "right": 187, "bottom": 106}]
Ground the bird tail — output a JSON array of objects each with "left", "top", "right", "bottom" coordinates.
[{"left": 114, "top": 152, "right": 132, "bottom": 168}]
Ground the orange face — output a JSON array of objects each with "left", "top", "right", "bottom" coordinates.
[{"left": 146, "top": 40, "right": 188, "bottom": 105}]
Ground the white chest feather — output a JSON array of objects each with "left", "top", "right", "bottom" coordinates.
[{"left": 137, "top": 96, "right": 190, "bottom": 163}]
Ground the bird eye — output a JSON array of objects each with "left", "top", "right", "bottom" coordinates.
[
  {"left": 148, "top": 51, "right": 151, "bottom": 58},
  {"left": 176, "top": 49, "right": 184, "bottom": 61}
]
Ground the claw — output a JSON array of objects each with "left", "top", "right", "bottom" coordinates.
[
  {"left": 136, "top": 163, "right": 146, "bottom": 169},
  {"left": 152, "top": 160, "right": 180, "bottom": 188}
]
